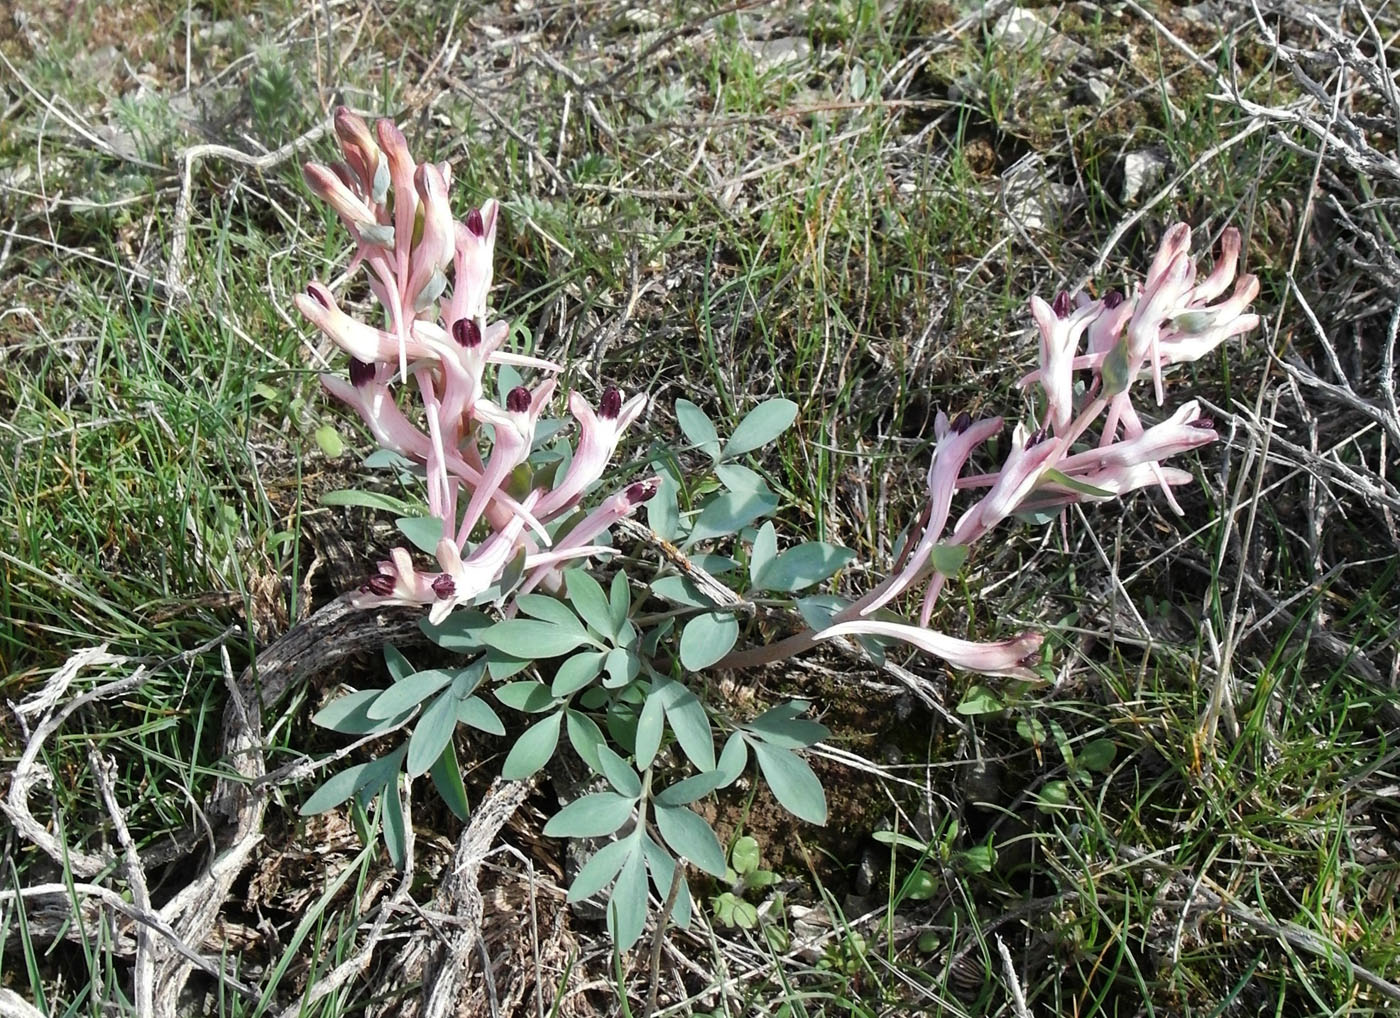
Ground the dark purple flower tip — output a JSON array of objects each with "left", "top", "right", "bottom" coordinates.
[
  {"left": 348, "top": 357, "right": 375, "bottom": 388},
  {"left": 1026, "top": 427, "right": 1050, "bottom": 448},
  {"left": 951, "top": 410, "right": 973, "bottom": 434},
  {"left": 506, "top": 386, "right": 532, "bottom": 414},
  {"left": 1188, "top": 416, "right": 1216, "bottom": 430},
  {"left": 465, "top": 207, "right": 485, "bottom": 238},
  {"left": 1103, "top": 290, "right": 1125, "bottom": 310},
  {"left": 431, "top": 574, "right": 456, "bottom": 600},
  {"left": 452, "top": 318, "right": 482, "bottom": 348},
  {"left": 600, "top": 386, "right": 622, "bottom": 420},
  {"left": 1052, "top": 291, "right": 1073, "bottom": 319},
  {"left": 305, "top": 284, "right": 331, "bottom": 309},
  {"left": 364, "top": 573, "right": 396, "bottom": 597},
  {"left": 626, "top": 478, "right": 660, "bottom": 503}
]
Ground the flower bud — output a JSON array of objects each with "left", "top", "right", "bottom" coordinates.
[
  {"left": 452, "top": 318, "right": 482, "bottom": 348},
  {"left": 600, "top": 386, "right": 622, "bottom": 420},
  {"left": 348, "top": 357, "right": 375, "bottom": 388},
  {"left": 506, "top": 386, "right": 532, "bottom": 414}
]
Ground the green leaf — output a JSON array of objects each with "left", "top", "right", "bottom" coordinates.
[
  {"left": 955, "top": 686, "right": 1005, "bottom": 716},
  {"left": 543, "top": 791, "right": 638, "bottom": 837},
  {"left": 567, "top": 839, "right": 635, "bottom": 902},
  {"left": 655, "top": 804, "right": 726, "bottom": 876},
  {"left": 396, "top": 515, "right": 446, "bottom": 554},
  {"left": 565, "top": 709, "right": 607, "bottom": 773},
  {"left": 1040, "top": 467, "right": 1116, "bottom": 499},
  {"left": 419, "top": 610, "right": 492, "bottom": 652},
  {"left": 1078, "top": 738, "right": 1117, "bottom": 773},
  {"left": 495, "top": 681, "right": 556, "bottom": 713},
  {"left": 565, "top": 570, "right": 615, "bottom": 640},
  {"left": 319, "top": 488, "right": 416, "bottom": 515},
  {"left": 596, "top": 744, "right": 643, "bottom": 798},
  {"left": 679, "top": 611, "right": 738, "bottom": 670},
  {"left": 609, "top": 844, "right": 649, "bottom": 951},
  {"left": 722, "top": 398, "right": 798, "bottom": 459},
  {"left": 751, "top": 742, "right": 827, "bottom": 824},
  {"left": 635, "top": 689, "right": 665, "bottom": 769},
  {"left": 312, "top": 425, "right": 341, "bottom": 461},
  {"left": 1035, "top": 780, "right": 1071, "bottom": 813},
  {"left": 501, "top": 713, "right": 563, "bottom": 779},
  {"left": 871, "top": 830, "right": 931, "bottom": 852},
  {"left": 480, "top": 619, "right": 592, "bottom": 658},
  {"left": 380, "top": 779, "right": 408, "bottom": 869},
  {"left": 957, "top": 842, "right": 996, "bottom": 874},
  {"left": 552, "top": 651, "right": 606, "bottom": 696},
  {"left": 312, "top": 689, "right": 411, "bottom": 735},
  {"left": 368, "top": 668, "right": 456, "bottom": 719},
  {"left": 407, "top": 687, "right": 459, "bottom": 776},
  {"left": 1101, "top": 338, "right": 1132, "bottom": 396},
  {"left": 730, "top": 835, "right": 761, "bottom": 875},
  {"left": 675, "top": 399, "right": 721, "bottom": 460},
  {"left": 456, "top": 696, "right": 505, "bottom": 735},
  {"left": 429, "top": 742, "right": 470, "bottom": 821},
  {"left": 658, "top": 680, "right": 716, "bottom": 772},
  {"left": 756, "top": 542, "right": 855, "bottom": 592},
  {"left": 928, "top": 542, "right": 970, "bottom": 577},
  {"left": 685, "top": 489, "right": 780, "bottom": 546},
  {"left": 749, "top": 521, "right": 778, "bottom": 588}
]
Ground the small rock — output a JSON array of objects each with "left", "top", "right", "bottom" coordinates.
[
  {"left": 745, "top": 36, "right": 812, "bottom": 73},
  {"left": 991, "top": 7, "right": 1087, "bottom": 61},
  {"left": 1121, "top": 149, "right": 1169, "bottom": 203},
  {"left": 1076, "top": 76, "right": 1112, "bottom": 107}
]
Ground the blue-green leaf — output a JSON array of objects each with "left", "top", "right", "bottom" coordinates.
[
  {"left": 647, "top": 466, "right": 681, "bottom": 541},
  {"left": 501, "top": 713, "right": 563, "bottom": 779},
  {"left": 744, "top": 711, "right": 829, "bottom": 750},
  {"left": 420, "top": 610, "right": 492, "bottom": 652},
  {"left": 609, "top": 845, "right": 649, "bottom": 952},
  {"left": 544, "top": 791, "right": 637, "bottom": 838},
  {"left": 515, "top": 594, "right": 585, "bottom": 631},
  {"left": 567, "top": 838, "right": 635, "bottom": 903},
  {"left": 756, "top": 542, "right": 855, "bottom": 592},
  {"left": 407, "top": 688, "right": 459, "bottom": 776},
  {"left": 495, "top": 681, "right": 556, "bottom": 713},
  {"left": 597, "top": 744, "right": 642, "bottom": 798},
  {"left": 384, "top": 645, "right": 415, "bottom": 683},
  {"left": 650, "top": 575, "right": 716, "bottom": 608},
  {"left": 552, "top": 651, "right": 607, "bottom": 696},
  {"left": 635, "top": 689, "right": 665, "bottom": 769},
  {"left": 604, "top": 647, "right": 641, "bottom": 688},
  {"left": 565, "top": 709, "right": 606, "bottom": 773},
  {"left": 480, "top": 619, "right": 593, "bottom": 658},
  {"left": 685, "top": 490, "right": 779, "bottom": 546},
  {"left": 429, "top": 742, "right": 470, "bottom": 821},
  {"left": 380, "top": 779, "right": 408, "bottom": 869},
  {"left": 560, "top": 571, "right": 611, "bottom": 641},
  {"left": 396, "top": 515, "right": 446, "bottom": 555},
  {"left": 714, "top": 462, "right": 770, "bottom": 494},
  {"left": 928, "top": 542, "right": 970, "bottom": 577},
  {"left": 749, "top": 521, "right": 778, "bottom": 588},
  {"left": 675, "top": 399, "right": 721, "bottom": 460},
  {"left": 457, "top": 695, "right": 505, "bottom": 735},
  {"left": 301, "top": 760, "right": 378, "bottom": 816},
  {"left": 679, "top": 611, "right": 738, "bottom": 670},
  {"left": 312, "top": 689, "right": 411, "bottom": 735},
  {"left": 608, "top": 572, "right": 631, "bottom": 635},
  {"left": 369, "top": 668, "right": 455, "bottom": 719},
  {"left": 715, "top": 731, "right": 748, "bottom": 786},
  {"left": 642, "top": 836, "right": 692, "bottom": 927},
  {"left": 722, "top": 398, "right": 798, "bottom": 459},
  {"left": 752, "top": 742, "right": 827, "bottom": 825},
  {"left": 658, "top": 680, "right": 715, "bottom": 772},
  {"left": 654, "top": 769, "right": 727, "bottom": 806},
  {"left": 654, "top": 804, "right": 727, "bottom": 876}
]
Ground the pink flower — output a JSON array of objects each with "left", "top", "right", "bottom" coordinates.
[
  {"left": 296, "top": 282, "right": 435, "bottom": 365},
  {"left": 952, "top": 424, "right": 1067, "bottom": 539},
  {"left": 816, "top": 620, "right": 1044, "bottom": 680},
  {"left": 447, "top": 200, "right": 500, "bottom": 323},
  {"left": 516, "top": 478, "right": 659, "bottom": 597},
  {"left": 1023, "top": 293, "right": 1097, "bottom": 434},
  {"left": 536, "top": 387, "right": 648, "bottom": 518},
  {"left": 455, "top": 380, "right": 556, "bottom": 545}
]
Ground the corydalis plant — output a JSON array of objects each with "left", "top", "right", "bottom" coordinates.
[{"left": 294, "top": 108, "right": 1258, "bottom": 954}]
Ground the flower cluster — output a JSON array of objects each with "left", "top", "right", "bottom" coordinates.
[
  {"left": 809, "top": 224, "right": 1259, "bottom": 679},
  {"left": 298, "top": 108, "right": 652, "bottom": 624}
]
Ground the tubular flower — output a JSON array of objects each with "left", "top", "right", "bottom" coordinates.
[
  {"left": 536, "top": 387, "right": 649, "bottom": 518},
  {"left": 456, "top": 380, "right": 557, "bottom": 545},
  {"left": 817, "top": 620, "right": 1044, "bottom": 681}
]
